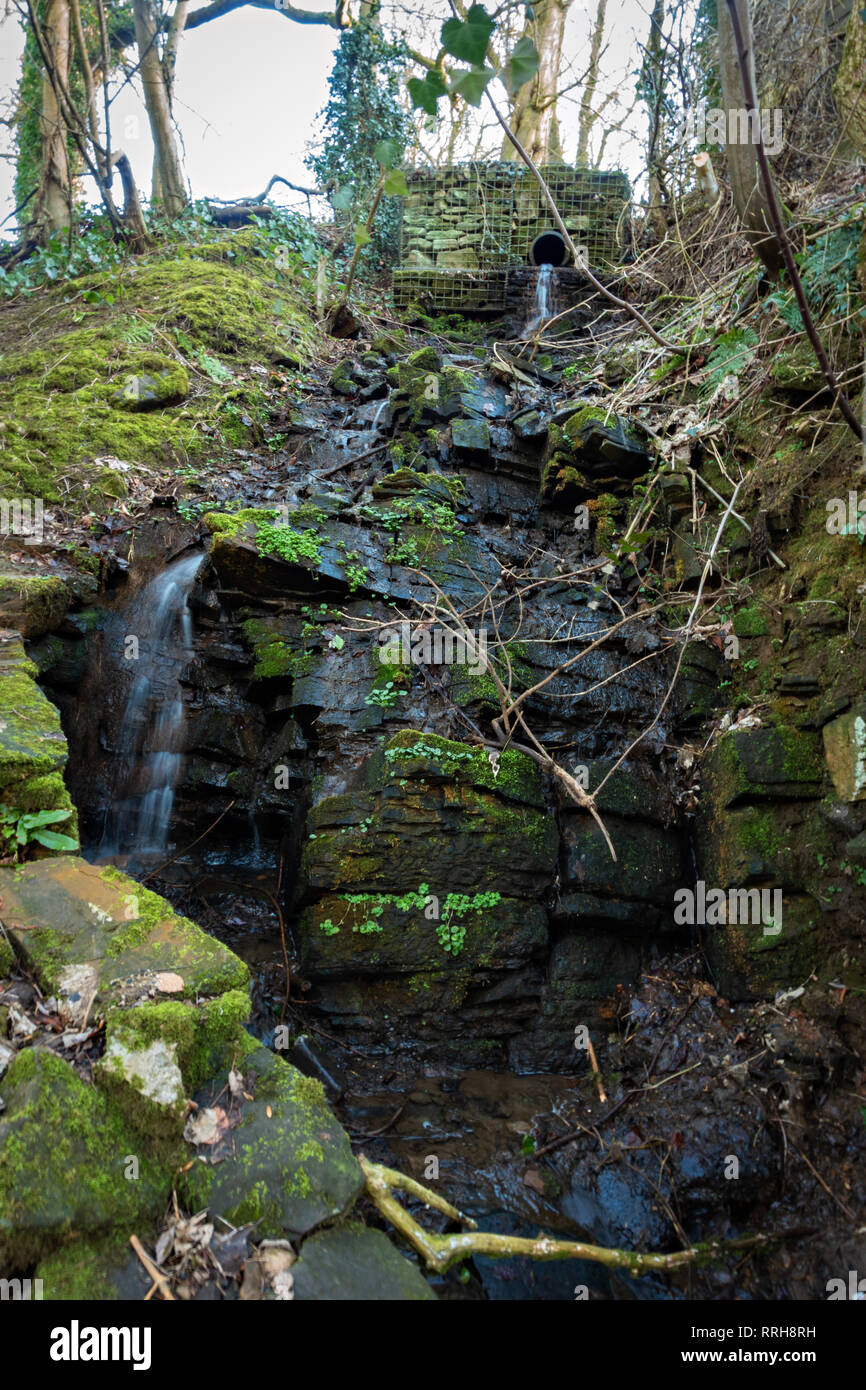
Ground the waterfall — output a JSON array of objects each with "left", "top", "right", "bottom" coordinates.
[
  {"left": 534, "top": 262, "right": 553, "bottom": 320},
  {"left": 98, "top": 551, "right": 202, "bottom": 866},
  {"left": 524, "top": 263, "right": 556, "bottom": 336}
]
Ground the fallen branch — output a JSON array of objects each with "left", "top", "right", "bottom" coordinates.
[
  {"left": 129, "top": 1234, "right": 175, "bottom": 1300},
  {"left": 360, "top": 1156, "right": 790, "bottom": 1276}
]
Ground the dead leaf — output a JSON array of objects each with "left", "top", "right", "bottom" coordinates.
[
  {"left": 183, "top": 1106, "right": 231, "bottom": 1146},
  {"left": 523, "top": 1168, "right": 545, "bottom": 1194}
]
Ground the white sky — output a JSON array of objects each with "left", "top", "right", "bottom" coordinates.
[{"left": 0, "top": 0, "right": 656, "bottom": 239}]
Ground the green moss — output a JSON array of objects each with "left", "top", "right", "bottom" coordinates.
[
  {"left": 381, "top": 730, "right": 543, "bottom": 805},
  {"left": 0, "top": 932, "right": 14, "bottom": 976},
  {"left": 202, "top": 506, "right": 281, "bottom": 537},
  {"left": 0, "top": 1048, "right": 172, "bottom": 1268},
  {"left": 103, "top": 989, "right": 251, "bottom": 1095},
  {"left": 0, "top": 232, "right": 317, "bottom": 514},
  {"left": 96, "top": 865, "right": 250, "bottom": 997},
  {"left": 36, "top": 1238, "right": 131, "bottom": 1301},
  {"left": 733, "top": 605, "right": 768, "bottom": 638}
]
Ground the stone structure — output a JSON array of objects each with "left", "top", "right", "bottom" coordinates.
[{"left": 393, "top": 162, "right": 630, "bottom": 313}]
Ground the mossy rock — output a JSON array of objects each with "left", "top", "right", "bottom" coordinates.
[
  {"left": 0, "top": 634, "right": 77, "bottom": 843},
  {"left": 180, "top": 1047, "right": 363, "bottom": 1238},
  {"left": 0, "top": 575, "right": 68, "bottom": 640},
  {"left": 293, "top": 1223, "right": 436, "bottom": 1300},
  {"left": 0, "top": 932, "right": 14, "bottom": 976},
  {"left": 733, "top": 605, "right": 768, "bottom": 638},
  {"left": 0, "top": 1049, "right": 170, "bottom": 1268},
  {"left": 561, "top": 815, "right": 688, "bottom": 920},
  {"left": 375, "top": 730, "right": 545, "bottom": 806},
  {"left": 702, "top": 727, "right": 824, "bottom": 807},
  {"left": 35, "top": 1236, "right": 152, "bottom": 1301},
  {"left": 0, "top": 858, "right": 248, "bottom": 1004},
  {"left": 101, "top": 990, "right": 252, "bottom": 1100},
  {"left": 704, "top": 893, "right": 824, "bottom": 1000},
  {"left": 110, "top": 362, "right": 189, "bottom": 411}
]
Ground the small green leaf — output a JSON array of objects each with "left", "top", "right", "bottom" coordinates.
[
  {"left": 503, "top": 36, "right": 540, "bottom": 96},
  {"left": 407, "top": 71, "right": 447, "bottom": 116},
  {"left": 441, "top": 4, "right": 495, "bottom": 65},
  {"left": 19, "top": 809, "right": 73, "bottom": 829},
  {"left": 448, "top": 67, "right": 495, "bottom": 107},
  {"left": 520, "top": 1133, "right": 536, "bottom": 1155},
  {"left": 383, "top": 168, "right": 409, "bottom": 198},
  {"left": 374, "top": 138, "right": 402, "bottom": 170},
  {"left": 353, "top": 226, "right": 372, "bottom": 248},
  {"left": 329, "top": 633, "right": 345, "bottom": 650},
  {"left": 31, "top": 829, "right": 78, "bottom": 851}
]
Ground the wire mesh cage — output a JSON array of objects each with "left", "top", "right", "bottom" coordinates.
[
  {"left": 392, "top": 268, "right": 510, "bottom": 313},
  {"left": 394, "top": 162, "right": 629, "bottom": 312}
]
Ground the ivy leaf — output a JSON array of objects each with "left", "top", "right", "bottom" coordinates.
[
  {"left": 407, "top": 71, "right": 448, "bottom": 116},
  {"left": 383, "top": 168, "right": 409, "bottom": 197},
  {"left": 503, "top": 36, "right": 540, "bottom": 97},
  {"left": 331, "top": 186, "right": 354, "bottom": 212},
  {"left": 328, "top": 633, "right": 345, "bottom": 650},
  {"left": 441, "top": 4, "right": 495, "bottom": 65},
  {"left": 448, "top": 67, "right": 495, "bottom": 107},
  {"left": 374, "top": 138, "right": 402, "bottom": 171},
  {"left": 353, "top": 226, "right": 372, "bottom": 248}
]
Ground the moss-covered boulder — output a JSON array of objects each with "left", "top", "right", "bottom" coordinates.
[
  {"left": 111, "top": 362, "right": 189, "bottom": 410},
  {"left": 292, "top": 1223, "right": 436, "bottom": 1300},
  {"left": 702, "top": 727, "right": 824, "bottom": 807},
  {"left": 560, "top": 406, "right": 650, "bottom": 485},
  {"left": 0, "top": 1049, "right": 169, "bottom": 1268},
  {"left": 181, "top": 1047, "right": 363, "bottom": 1238},
  {"left": 0, "top": 857, "right": 248, "bottom": 1004}
]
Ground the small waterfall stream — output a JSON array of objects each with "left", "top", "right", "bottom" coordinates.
[
  {"left": 524, "top": 262, "right": 556, "bottom": 335},
  {"left": 98, "top": 550, "right": 202, "bottom": 867}
]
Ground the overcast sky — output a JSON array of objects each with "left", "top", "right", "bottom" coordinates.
[{"left": 0, "top": 1, "right": 655, "bottom": 238}]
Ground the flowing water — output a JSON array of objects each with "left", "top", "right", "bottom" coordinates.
[
  {"left": 98, "top": 550, "right": 203, "bottom": 867},
  {"left": 523, "top": 262, "right": 555, "bottom": 336}
]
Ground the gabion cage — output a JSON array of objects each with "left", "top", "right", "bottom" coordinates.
[
  {"left": 392, "top": 268, "right": 510, "bottom": 314},
  {"left": 393, "top": 162, "right": 629, "bottom": 312}
]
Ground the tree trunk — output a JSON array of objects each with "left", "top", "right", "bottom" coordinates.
[
  {"left": 132, "top": 0, "right": 188, "bottom": 217},
  {"left": 36, "top": 0, "right": 73, "bottom": 237},
  {"left": 576, "top": 0, "right": 607, "bottom": 166},
  {"left": 501, "top": 0, "right": 571, "bottom": 165},
  {"left": 644, "top": 0, "right": 667, "bottom": 239},
  {"left": 717, "top": 0, "right": 784, "bottom": 278}
]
